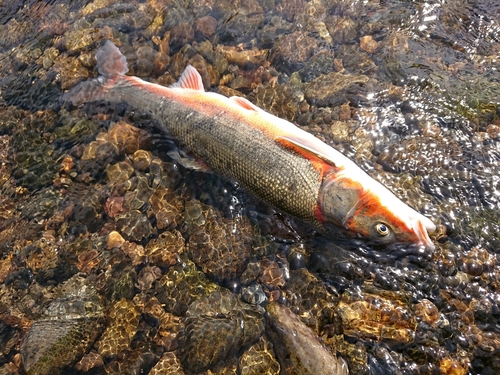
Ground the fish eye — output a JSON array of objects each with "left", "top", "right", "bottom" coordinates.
[{"left": 374, "top": 223, "right": 390, "bottom": 237}]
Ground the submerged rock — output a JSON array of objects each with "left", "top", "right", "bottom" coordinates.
[
  {"left": 266, "top": 302, "right": 349, "bottom": 375},
  {"left": 178, "top": 289, "right": 265, "bottom": 373},
  {"left": 304, "top": 72, "right": 370, "bottom": 107},
  {"left": 271, "top": 31, "right": 318, "bottom": 75},
  {"left": 20, "top": 275, "right": 105, "bottom": 375}
]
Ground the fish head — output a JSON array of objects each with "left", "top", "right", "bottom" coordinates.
[{"left": 318, "top": 171, "right": 436, "bottom": 249}]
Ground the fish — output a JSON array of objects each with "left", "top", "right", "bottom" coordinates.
[{"left": 64, "top": 40, "right": 436, "bottom": 249}]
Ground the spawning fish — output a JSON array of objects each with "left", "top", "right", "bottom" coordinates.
[{"left": 64, "top": 40, "right": 436, "bottom": 249}]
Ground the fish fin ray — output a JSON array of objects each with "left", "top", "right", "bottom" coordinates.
[
  {"left": 169, "top": 65, "right": 205, "bottom": 91},
  {"left": 276, "top": 134, "right": 339, "bottom": 169},
  {"left": 229, "top": 96, "right": 259, "bottom": 112},
  {"left": 167, "top": 149, "right": 210, "bottom": 172},
  {"left": 96, "top": 40, "right": 128, "bottom": 77},
  {"left": 63, "top": 79, "right": 108, "bottom": 106}
]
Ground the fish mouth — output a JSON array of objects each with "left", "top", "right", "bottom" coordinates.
[{"left": 413, "top": 219, "right": 435, "bottom": 250}]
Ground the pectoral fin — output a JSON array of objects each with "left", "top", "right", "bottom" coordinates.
[
  {"left": 167, "top": 149, "right": 210, "bottom": 172},
  {"left": 229, "top": 96, "right": 260, "bottom": 112},
  {"left": 276, "top": 134, "right": 340, "bottom": 170}
]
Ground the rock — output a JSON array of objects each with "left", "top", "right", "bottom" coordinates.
[
  {"left": 270, "top": 31, "right": 318, "bottom": 75},
  {"left": 178, "top": 289, "right": 265, "bottom": 373},
  {"left": 266, "top": 302, "right": 348, "bottom": 375}
]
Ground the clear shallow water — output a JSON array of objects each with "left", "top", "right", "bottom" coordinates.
[{"left": 0, "top": 0, "right": 499, "bottom": 374}]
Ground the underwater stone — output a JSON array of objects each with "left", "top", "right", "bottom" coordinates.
[
  {"left": 96, "top": 298, "right": 141, "bottom": 359},
  {"left": 238, "top": 336, "right": 280, "bottom": 375},
  {"left": 116, "top": 210, "right": 153, "bottom": 241},
  {"left": 187, "top": 200, "right": 254, "bottom": 282},
  {"left": 178, "top": 289, "right": 265, "bottom": 373},
  {"left": 270, "top": 31, "right": 318, "bottom": 75},
  {"left": 266, "top": 302, "right": 348, "bottom": 375},
  {"left": 304, "top": 71, "right": 370, "bottom": 107},
  {"left": 144, "top": 230, "right": 184, "bottom": 268},
  {"left": 194, "top": 16, "right": 217, "bottom": 39},
  {"left": 155, "top": 258, "right": 221, "bottom": 315},
  {"left": 149, "top": 352, "right": 185, "bottom": 375},
  {"left": 20, "top": 276, "right": 105, "bottom": 375}
]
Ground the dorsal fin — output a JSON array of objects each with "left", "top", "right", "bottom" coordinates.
[
  {"left": 169, "top": 65, "right": 205, "bottom": 91},
  {"left": 229, "top": 96, "right": 260, "bottom": 112}
]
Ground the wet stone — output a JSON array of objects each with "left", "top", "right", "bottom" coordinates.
[
  {"left": 143, "top": 230, "right": 184, "bottom": 269},
  {"left": 337, "top": 292, "right": 417, "bottom": 343},
  {"left": 238, "top": 336, "right": 280, "bottom": 375},
  {"left": 194, "top": 40, "right": 228, "bottom": 76},
  {"left": 266, "top": 302, "right": 348, "bottom": 375},
  {"left": 194, "top": 16, "right": 217, "bottom": 39},
  {"left": 20, "top": 276, "right": 105, "bottom": 375},
  {"left": 73, "top": 350, "right": 104, "bottom": 373},
  {"left": 270, "top": 31, "right": 318, "bottom": 75},
  {"left": 360, "top": 35, "right": 379, "bottom": 53},
  {"left": 116, "top": 210, "right": 153, "bottom": 241},
  {"left": 106, "top": 160, "right": 135, "bottom": 184},
  {"left": 251, "top": 83, "right": 302, "bottom": 122},
  {"left": 304, "top": 71, "right": 370, "bottom": 107},
  {"left": 178, "top": 289, "right": 265, "bottom": 373},
  {"left": 217, "top": 45, "right": 268, "bottom": 70},
  {"left": 136, "top": 265, "right": 162, "bottom": 291},
  {"left": 139, "top": 296, "right": 182, "bottom": 351},
  {"left": 414, "top": 299, "right": 440, "bottom": 327},
  {"left": 149, "top": 352, "right": 185, "bottom": 375},
  {"left": 170, "top": 23, "right": 194, "bottom": 50},
  {"left": 284, "top": 268, "right": 339, "bottom": 335},
  {"left": 241, "top": 283, "right": 268, "bottom": 306},
  {"left": 110, "top": 267, "right": 137, "bottom": 301},
  {"left": 108, "top": 121, "right": 151, "bottom": 154},
  {"left": 335, "top": 44, "right": 376, "bottom": 74},
  {"left": 155, "top": 258, "right": 221, "bottom": 315},
  {"left": 97, "top": 298, "right": 141, "bottom": 359},
  {"left": 241, "top": 260, "right": 263, "bottom": 285},
  {"left": 186, "top": 199, "right": 254, "bottom": 282},
  {"left": 326, "top": 16, "right": 358, "bottom": 44},
  {"left": 259, "top": 258, "right": 287, "bottom": 288},
  {"left": 299, "top": 51, "right": 337, "bottom": 82},
  {"left": 52, "top": 54, "right": 90, "bottom": 90},
  {"left": 132, "top": 150, "right": 152, "bottom": 171},
  {"left": 148, "top": 187, "right": 184, "bottom": 230}
]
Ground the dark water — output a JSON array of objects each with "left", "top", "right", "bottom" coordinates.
[{"left": 0, "top": 0, "right": 499, "bottom": 374}]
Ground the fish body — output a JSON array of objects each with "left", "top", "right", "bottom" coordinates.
[{"left": 65, "top": 40, "right": 436, "bottom": 249}]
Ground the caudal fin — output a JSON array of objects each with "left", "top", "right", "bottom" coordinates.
[
  {"left": 95, "top": 40, "right": 128, "bottom": 78},
  {"left": 63, "top": 40, "right": 128, "bottom": 106}
]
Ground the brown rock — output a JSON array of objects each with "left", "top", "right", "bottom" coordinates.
[
  {"left": 360, "top": 35, "right": 378, "bottom": 53},
  {"left": 170, "top": 23, "right": 194, "bottom": 50},
  {"left": 194, "top": 16, "right": 217, "bottom": 39},
  {"left": 271, "top": 31, "right": 318, "bottom": 75}
]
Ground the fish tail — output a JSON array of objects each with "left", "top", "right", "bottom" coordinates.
[
  {"left": 63, "top": 40, "right": 128, "bottom": 106},
  {"left": 95, "top": 40, "right": 128, "bottom": 78}
]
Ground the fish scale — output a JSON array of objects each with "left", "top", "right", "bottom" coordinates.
[{"left": 153, "top": 92, "right": 324, "bottom": 224}]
